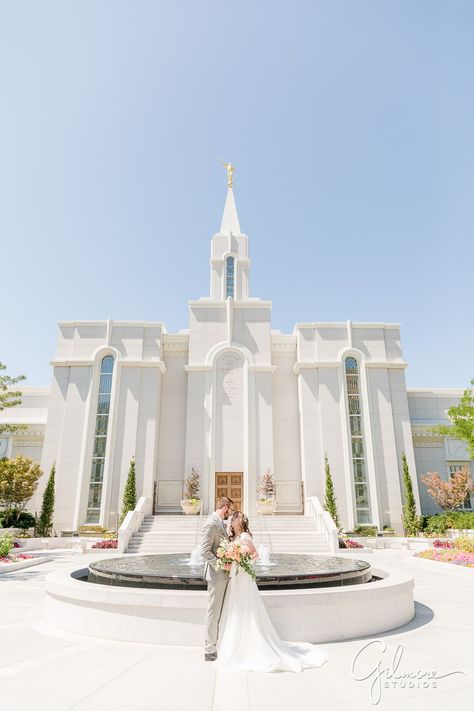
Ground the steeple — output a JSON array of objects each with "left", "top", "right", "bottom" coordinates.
[
  {"left": 209, "top": 161, "right": 250, "bottom": 301},
  {"left": 220, "top": 187, "right": 241, "bottom": 235}
]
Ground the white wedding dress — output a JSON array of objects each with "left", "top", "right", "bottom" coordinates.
[{"left": 215, "top": 533, "right": 329, "bottom": 672}]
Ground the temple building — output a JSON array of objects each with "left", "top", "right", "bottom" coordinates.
[{"left": 0, "top": 179, "right": 471, "bottom": 534}]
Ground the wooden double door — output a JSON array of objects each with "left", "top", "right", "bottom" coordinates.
[{"left": 215, "top": 472, "right": 243, "bottom": 512}]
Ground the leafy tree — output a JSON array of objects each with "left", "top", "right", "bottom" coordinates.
[
  {"left": 0, "top": 362, "right": 28, "bottom": 435},
  {"left": 120, "top": 456, "right": 137, "bottom": 524},
  {"left": 401, "top": 452, "right": 421, "bottom": 536},
  {"left": 0, "top": 454, "right": 42, "bottom": 517},
  {"left": 420, "top": 466, "right": 474, "bottom": 511},
  {"left": 36, "top": 462, "right": 55, "bottom": 536},
  {"left": 183, "top": 467, "right": 200, "bottom": 502},
  {"left": 323, "top": 452, "right": 340, "bottom": 529},
  {"left": 431, "top": 378, "right": 474, "bottom": 458},
  {"left": 257, "top": 469, "right": 276, "bottom": 501}
]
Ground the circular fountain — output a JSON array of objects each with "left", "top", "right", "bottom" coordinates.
[
  {"left": 44, "top": 546, "right": 415, "bottom": 645},
  {"left": 87, "top": 552, "right": 373, "bottom": 589}
]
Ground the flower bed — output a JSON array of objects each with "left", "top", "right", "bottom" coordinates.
[
  {"left": 0, "top": 553, "right": 34, "bottom": 564},
  {"left": 414, "top": 549, "right": 474, "bottom": 568},
  {"left": 432, "top": 539, "right": 455, "bottom": 548},
  {"left": 339, "top": 538, "right": 363, "bottom": 549},
  {"left": 91, "top": 539, "right": 118, "bottom": 549}
]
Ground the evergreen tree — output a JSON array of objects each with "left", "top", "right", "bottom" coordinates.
[
  {"left": 36, "top": 462, "right": 55, "bottom": 536},
  {"left": 323, "top": 452, "right": 340, "bottom": 529},
  {"left": 401, "top": 452, "right": 420, "bottom": 536},
  {"left": 120, "top": 456, "right": 137, "bottom": 524}
]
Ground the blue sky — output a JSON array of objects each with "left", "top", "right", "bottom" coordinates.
[{"left": 1, "top": 1, "right": 473, "bottom": 388}]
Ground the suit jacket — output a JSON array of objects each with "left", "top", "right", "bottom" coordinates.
[{"left": 200, "top": 512, "right": 230, "bottom": 582}]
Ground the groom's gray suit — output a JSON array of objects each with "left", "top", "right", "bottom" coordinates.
[{"left": 200, "top": 511, "right": 230, "bottom": 656}]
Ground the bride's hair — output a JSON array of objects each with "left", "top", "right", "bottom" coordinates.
[{"left": 228, "top": 511, "right": 252, "bottom": 540}]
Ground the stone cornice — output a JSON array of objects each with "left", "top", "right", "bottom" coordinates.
[
  {"left": 292, "top": 360, "right": 408, "bottom": 375},
  {"left": 294, "top": 321, "right": 401, "bottom": 331},
  {"left": 407, "top": 388, "right": 464, "bottom": 396},
  {"left": 57, "top": 320, "right": 166, "bottom": 328},
  {"left": 184, "top": 365, "right": 212, "bottom": 373},
  {"left": 5, "top": 386, "right": 50, "bottom": 394},
  {"left": 188, "top": 299, "right": 272, "bottom": 309},
  {"left": 210, "top": 257, "right": 251, "bottom": 265},
  {"left": 0, "top": 418, "right": 46, "bottom": 425},
  {"left": 50, "top": 359, "right": 167, "bottom": 373},
  {"left": 162, "top": 334, "right": 189, "bottom": 354}
]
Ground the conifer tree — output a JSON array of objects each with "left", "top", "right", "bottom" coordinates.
[
  {"left": 401, "top": 452, "right": 420, "bottom": 536},
  {"left": 36, "top": 462, "right": 55, "bottom": 536},
  {"left": 120, "top": 456, "right": 137, "bottom": 524},
  {"left": 323, "top": 452, "right": 340, "bottom": 529}
]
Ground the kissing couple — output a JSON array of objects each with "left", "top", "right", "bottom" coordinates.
[{"left": 200, "top": 496, "right": 330, "bottom": 672}]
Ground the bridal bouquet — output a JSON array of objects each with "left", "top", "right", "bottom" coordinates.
[{"left": 215, "top": 539, "right": 256, "bottom": 580}]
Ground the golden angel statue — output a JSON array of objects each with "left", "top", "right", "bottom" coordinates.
[{"left": 220, "top": 160, "right": 235, "bottom": 188}]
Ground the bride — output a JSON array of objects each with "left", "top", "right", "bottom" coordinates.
[{"left": 215, "top": 510, "right": 330, "bottom": 673}]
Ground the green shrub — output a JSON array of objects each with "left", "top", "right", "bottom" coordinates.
[
  {"left": 78, "top": 525, "right": 108, "bottom": 536},
  {"left": 0, "top": 533, "right": 14, "bottom": 557},
  {"left": 354, "top": 525, "right": 377, "bottom": 536},
  {"left": 425, "top": 511, "right": 474, "bottom": 534},
  {"left": 0, "top": 509, "right": 36, "bottom": 529}
]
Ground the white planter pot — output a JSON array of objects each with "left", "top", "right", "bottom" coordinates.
[
  {"left": 256, "top": 501, "right": 276, "bottom": 515},
  {"left": 180, "top": 500, "right": 201, "bottom": 515}
]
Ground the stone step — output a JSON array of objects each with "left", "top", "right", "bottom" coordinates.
[{"left": 128, "top": 513, "right": 332, "bottom": 555}]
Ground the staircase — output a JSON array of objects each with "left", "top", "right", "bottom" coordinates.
[{"left": 127, "top": 514, "right": 331, "bottom": 555}]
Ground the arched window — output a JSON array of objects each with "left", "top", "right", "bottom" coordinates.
[
  {"left": 225, "top": 256, "right": 235, "bottom": 298},
  {"left": 86, "top": 354, "right": 114, "bottom": 523},
  {"left": 344, "top": 356, "right": 372, "bottom": 524}
]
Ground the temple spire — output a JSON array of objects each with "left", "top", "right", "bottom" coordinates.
[
  {"left": 219, "top": 160, "right": 241, "bottom": 234},
  {"left": 220, "top": 187, "right": 241, "bottom": 234}
]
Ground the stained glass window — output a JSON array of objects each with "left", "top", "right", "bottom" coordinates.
[
  {"left": 86, "top": 355, "right": 114, "bottom": 523},
  {"left": 225, "top": 256, "right": 235, "bottom": 298},
  {"left": 344, "top": 356, "right": 372, "bottom": 525}
]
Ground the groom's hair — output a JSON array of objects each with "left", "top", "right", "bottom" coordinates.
[{"left": 216, "top": 496, "right": 233, "bottom": 509}]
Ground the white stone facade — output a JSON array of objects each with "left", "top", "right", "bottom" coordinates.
[{"left": 0, "top": 189, "right": 471, "bottom": 534}]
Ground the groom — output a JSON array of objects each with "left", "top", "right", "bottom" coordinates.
[{"left": 200, "top": 496, "right": 234, "bottom": 661}]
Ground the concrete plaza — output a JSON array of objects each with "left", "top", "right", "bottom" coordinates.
[{"left": 0, "top": 548, "right": 473, "bottom": 711}]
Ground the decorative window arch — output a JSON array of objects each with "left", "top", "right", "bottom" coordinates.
[
  {"left": 86, "top": 354, "right": 115, "bottom": 523},
  {"left": 344, "top": 355, "right": 373, "bottom": 524},
  {"left": 225, "top": 255, "right": 235, "bottom": 298}
]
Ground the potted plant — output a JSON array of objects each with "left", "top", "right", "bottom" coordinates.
[
  {"left": 256, "top": 469, "right": 276, "bottom": 515},
  {"left": 181, "top": 468, "right": 201, "bottom": 515}
]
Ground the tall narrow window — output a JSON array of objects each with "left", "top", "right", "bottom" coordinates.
[
  {"left": 345, "top": 357, "right": 372, "bottom": 524},
  {"left": 86, "top": 355, "right": 114, "bottom": 523},
  {"left": 225, "top": 256, "right": 235, "bottom": 298}
]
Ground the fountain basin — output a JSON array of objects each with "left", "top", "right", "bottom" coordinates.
[
  {"left": 88, "top": 553, "right": 372, "bottom": 589},
  {"left": 43, "top": 554, "right": 415, "bottom": 645}
]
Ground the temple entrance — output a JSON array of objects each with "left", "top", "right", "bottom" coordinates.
[{"left": 215, "top": 472, "right": 243, "bottom": 511}]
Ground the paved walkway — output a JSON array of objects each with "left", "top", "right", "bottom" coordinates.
[{"left": 0, "top": 548, "right": 473, "bottom": 711}]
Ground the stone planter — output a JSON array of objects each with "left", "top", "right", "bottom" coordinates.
[
  {"left": 180, "top": 500, "right": 201, "bottom": 515},
  {"left": 446, "top": 528, "right": 474, "bottom": 539},
  {"left": 256, "top": 500, "right": 276, "bottom": 515}
]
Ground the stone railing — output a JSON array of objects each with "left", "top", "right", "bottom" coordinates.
[
  {"left": 306, "top": 496, "right": 339, "bottom": 554},
  {"left": 118, "top": 496, "right": 151, "bottom": 553}
]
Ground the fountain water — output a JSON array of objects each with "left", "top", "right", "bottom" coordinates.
[
  {"left": 256, "top": 543, "right": 276, "bottom": 566},
  {"left": 188, "top": 546, "right": 203, "bottom": 566}
]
